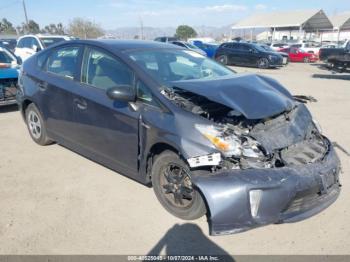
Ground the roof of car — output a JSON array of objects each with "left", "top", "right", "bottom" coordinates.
[{"left": 67, "top": 39, "right": 181, "bottom": 51}]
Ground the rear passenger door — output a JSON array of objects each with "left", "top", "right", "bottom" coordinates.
[
  {"left": 71, "top": 46, "right": 140, "bottom": 175},
  {"left": 39, "top": 45, "right": 83, "bottom": 141}
]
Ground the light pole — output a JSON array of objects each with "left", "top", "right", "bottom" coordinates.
[{"left": 22, "top": 0, "right": 29, "bottom": 33}]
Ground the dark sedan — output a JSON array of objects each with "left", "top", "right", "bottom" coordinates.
[
  {"left": 258, "top": 44, "right": 289, "bottom": 65},
  {"left": 17, "top": 40, "right": 341, "bottom": 235},
  {"left": 215, "top": 42, "right": 284, "bottom": 68}
]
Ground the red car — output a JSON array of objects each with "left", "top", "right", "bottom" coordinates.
[{"left": 279, "top": 47, "right": 318, "bottom": 63}]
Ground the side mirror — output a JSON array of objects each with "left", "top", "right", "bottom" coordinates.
[{"left": 107, "top": 85, "right": 135, "bottom": 102}]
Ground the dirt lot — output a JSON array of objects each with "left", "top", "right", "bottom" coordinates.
[{"left": 0, "top": 63, "right": 349, "bottom": 255}]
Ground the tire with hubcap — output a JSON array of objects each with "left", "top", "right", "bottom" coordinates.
[
  {"left": 25, "top": 103, "right": 52, "bottom": 145},
  {"left": 303, "top": 57, "right": 310, "bottom": 63},
  {"left": 217, "top": 55, "right": 228, "bottom": 65},
  {"left": 257, "top": 58, "right": 269, "bottom": 69},
  {"left": 151, "top": 151, "right": 206, "bottom": 220}
]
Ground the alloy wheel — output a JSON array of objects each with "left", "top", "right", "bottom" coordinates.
[
  {"left": 160, "top": 163, "right": 194, "bottom": 208},
  {"left": 27, "top": 110, "right": 42, "bottom": 140}
]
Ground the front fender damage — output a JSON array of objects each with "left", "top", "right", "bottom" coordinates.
[
  {"left": 191, "top": 145, "right": 341, "bottom": 236},
  {"left": 192, "top": 169, "right": 297, "bottom": 235}
]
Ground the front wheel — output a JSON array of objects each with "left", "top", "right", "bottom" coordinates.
[
  {"left": 257, "top": 58, "right": 269, "bottom": 68},
  {"left": 151, "top": 151, "right": 206, "bottom": 220}
]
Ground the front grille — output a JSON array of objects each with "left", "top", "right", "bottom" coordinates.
[
  {"left": 0, "top": 78, "right": 17, "bottom": 102},
  {"left": 283, "top": 184, "right": 339, "bottom": 215},
  {"left": 280, "top": 136, "right": 328, "bottom": 166}
]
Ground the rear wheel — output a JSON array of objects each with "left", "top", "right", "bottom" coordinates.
[
  {"left": 257, "top": 58, "right": 269, "bottom": 68},
  {"left": 303, "top": 57, "right": 310, "bottom": 63},
  {"left": 25, "top": 103, "right": 52, "bottom": 145},
  {"left": 217, "top": 55, "right": 228, "bottom": 65},
  {"left": 151, "top": 151, "right": 206, "bottom": 220}
]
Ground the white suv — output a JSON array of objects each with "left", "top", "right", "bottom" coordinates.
[{"left": 14, "top": 35, "right": 73, "bottom": 61}]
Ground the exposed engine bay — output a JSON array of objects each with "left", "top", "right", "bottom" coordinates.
[
  {"left": 162, "top": 87, "right": 328, "bottom": 171},
  {"left": 0, "top": 78, "right": 17, "bottom": 104}
]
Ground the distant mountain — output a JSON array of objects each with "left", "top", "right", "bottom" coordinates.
[
  {"left": 105, "top": 25, "right": 234, "bottom": 40},
  {"left": 104, "top": 24, "right": 265, "bottom": 41}
]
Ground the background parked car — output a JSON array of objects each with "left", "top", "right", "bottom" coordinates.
[
  {"left": 319, "top": 40, "right": 350, "bottom": 61},
  {"left": 154, "top": 36, "right": 178, "bottom": 43},
  {"left": 258, "top": 44, "right": 289, "bottom": 65},
  {"left": 279, "top": 47, "right": 318, "bottom": 63},
  {"left": 290, "top": 42, "right": 321, "bottom": 55},
  {"left": 269, "top": 43, "right": 290, "bottom": 51},
  {"left": 0, "top": 39, "right": 17, "bottom": 52},
  {"left": 169, "top": 41, "right": 207, "bottom": 56},
  {"left": 215, "top": 42, "right": 283, "bottom": 68},
  {"left": 0, "top": 46, "right": 20, "bottom": 106},
  {"left": 319, "top": 41, "right": 350, "bottom": 72},
  {"left": 190, "top": 40, "right": 220, "bottom": 58},
  {"left": 15, "top": 34, "right": 72, "bottom": 61}
]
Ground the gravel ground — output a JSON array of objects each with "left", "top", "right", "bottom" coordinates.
[{"left": 0, "top": 62, "right": 349, "bottom": 255}]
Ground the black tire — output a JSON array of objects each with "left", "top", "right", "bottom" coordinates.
[
  {"left": 151, "top": 150, "right": 206, "bottom": 220},
  {"left": 257, "top": 58, "right": 269, "bottom": 69},
  {"left": 303, "top": 57, "right": 310, "bottom": 63},
  {"left": 217, "top": 55, "right": 229, "bottom": 65},
  {"left": 25, "top": 103, "right": 52, "bottom": 146}
]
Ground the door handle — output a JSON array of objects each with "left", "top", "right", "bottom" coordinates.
[
  {"left": 38, "top": 82, "right": 47, "bottom": 91},
  {"left": 74, "top": 98, "right": 87, "bottom": 110}
]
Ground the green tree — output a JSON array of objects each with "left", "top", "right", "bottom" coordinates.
[
  {"left": 67, "top": 18, "right": 104, "bottom": 39},
  {"left": 0, "top": 18, "right": 16, "bottom": 34},
  {"left": 175, "top": 25, "right": 197, "bottom": 40},
  {"left": 43, "top": 23, "right": 65, "bottom": 35},
  {"left": 26, "top": 19, "right": 40, "bottom": 34}
]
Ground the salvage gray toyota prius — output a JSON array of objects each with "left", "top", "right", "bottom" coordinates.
[{"left": 17, "top": 40, "right": 341, "bottom": 235}]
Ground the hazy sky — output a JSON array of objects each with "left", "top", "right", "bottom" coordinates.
[{"left": 1, "top": 0, "right": 349, "bottom": 29}]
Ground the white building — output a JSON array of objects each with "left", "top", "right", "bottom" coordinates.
[{"left": 232, "top": 9, "right": 335, "bottom": 42}]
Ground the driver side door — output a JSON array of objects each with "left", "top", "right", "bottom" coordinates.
[{"left": 70, "top": 46, "right": 140, "bottom": 177}]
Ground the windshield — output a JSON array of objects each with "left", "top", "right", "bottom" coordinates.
[
  {"left": 128, "top": 49, "right": 234, "bottom": 85},
  {"left": 185, "top": 42, "right": 200, "bottom": 49},
  {"left": 258, "top": 44, "right": 273, "bottom": 52},
  {"left": 40, "top": 37, "right": 66, "bottom": 48},
  {"left": 0, "top": 49, "right": 15, "bottom": 64}
]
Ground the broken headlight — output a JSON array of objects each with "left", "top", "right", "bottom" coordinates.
[
  {"left": 195, "top": 124, "right": 242, "bottom": 157},
  {"left": 195, "top": 124, "right": 266, "bottom": 159}
]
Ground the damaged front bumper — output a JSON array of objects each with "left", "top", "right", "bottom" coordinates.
[{"left": 192, "top": 142, "right": 341, "bottom": 236}]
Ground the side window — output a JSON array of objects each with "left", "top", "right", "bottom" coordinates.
[
  {"left": 32, "top": 38, "right": 41, "bottom": 50},
  {"left": 17, "top": 38, "right": 24, "bottom": 48},
  {"left": 136, "top": 80, "right": 159, "bottom": 107},
  {"left": 37, "top": 51, "right": 49, "bottom": 68},
  {"left": 46, "top": 46, "right": 80, "bottom": 79},
  {"left": 231, "top": 43, "right": 239, "bottom": 49},
  {"left": 82, "top": 48, "right": 133, "bottom": 90},
  {"left": 240, "top": 44, "right": 250, "bottom": 51}
]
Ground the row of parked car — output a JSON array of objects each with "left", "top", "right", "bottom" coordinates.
[
  {"left": 155, "top": 37, "right": 320, "bottom": 69},
  {"left": 0, "top": 35, "right": 73, "bottom": 106}
]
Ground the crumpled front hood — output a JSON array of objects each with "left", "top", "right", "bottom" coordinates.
[{"left": 172, "top": 74, "right": 296, "bottom": 119}]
